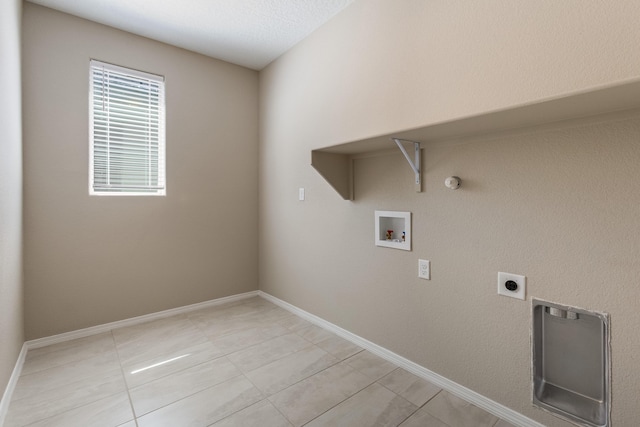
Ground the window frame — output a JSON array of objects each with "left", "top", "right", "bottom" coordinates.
[{"left": 89, "top": 60, "right": 166, "bottom": 196}]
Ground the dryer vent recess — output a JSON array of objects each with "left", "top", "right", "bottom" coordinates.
[{"left": 532, "top": 299, "right": 610, "bottom": 427}]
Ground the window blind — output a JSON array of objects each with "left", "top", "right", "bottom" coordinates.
[{"left": 89, "top": 60, "right": 166, "bottom": 195}]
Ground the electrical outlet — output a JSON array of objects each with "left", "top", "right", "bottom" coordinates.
[
  {"left": 498, "top": 272, "right": 526, "bottom": 300},
  {"left": 298, "top": 188, "right": 305, "bottom": 201},
  {"left": 418, "top": 259, "right": 430, "bottom": 280}
]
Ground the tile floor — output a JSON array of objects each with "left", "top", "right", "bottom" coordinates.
[{"left": 5, "top": 297, "right": 516, "bottom": 427}]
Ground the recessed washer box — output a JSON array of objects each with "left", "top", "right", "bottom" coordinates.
[
  {"left": 375, "top": 211, "right": 411, "bottom": 251},
  {"left": 532, "top": 299, "right": 610, "bottom": 427}
]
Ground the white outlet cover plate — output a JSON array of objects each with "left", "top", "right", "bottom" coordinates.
[
  {"left": 418, "top": 259, "right": 430, "bottom": 280},
  {"left": 498, "top": 272, "right": 526, "bottom": 300}
]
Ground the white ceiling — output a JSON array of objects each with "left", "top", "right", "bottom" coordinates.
[{"left": 27, "top": 0, "right": 355, "bottom": 70}]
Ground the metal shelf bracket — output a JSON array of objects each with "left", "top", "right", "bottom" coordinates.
[{"left": 393, "top": 138, "right": 421, "bottom": 192}]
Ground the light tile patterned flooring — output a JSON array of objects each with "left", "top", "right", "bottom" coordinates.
[{"left": 5, "top": 297, "right": 516, "bottom": 427}]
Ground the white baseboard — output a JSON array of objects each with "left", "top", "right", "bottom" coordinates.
[
  {"left": 258, "top": 291, "right": 544, "bottom": 427},
  {"left": 0, "top": 343, "right": 27, "bottom": 426},
  {"left": 26, "top": 291, "right": 259, "bottom": 350}
]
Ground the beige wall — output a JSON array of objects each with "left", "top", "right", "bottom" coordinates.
[
  {"left": 0, "top": 0, "right": 24, "bottom": 398},
  {"left": 22, "top": 3, "right": 259, "bottom": 339},
  {"left": 259, "top": 1, "right": 640, "bottom": 425}
]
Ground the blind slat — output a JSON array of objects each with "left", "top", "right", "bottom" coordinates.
[{"left": 93, "top": 134, "right": 160, "bottom": 145}]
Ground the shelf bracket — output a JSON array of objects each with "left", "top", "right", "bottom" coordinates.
[{"left": 393, "top": 138, "right": 421, "bottom": 192}]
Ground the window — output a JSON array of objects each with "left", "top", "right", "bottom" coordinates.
[{"left": 89, "top": 60, "right": 166, "bottom": 195}]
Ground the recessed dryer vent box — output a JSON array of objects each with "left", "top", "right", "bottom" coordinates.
[
  {"left": 375, "top": 211, "right": 411, "bottom": 251},
  {"left": 532, "top": 299, "right": 610, "bottom": 427}
]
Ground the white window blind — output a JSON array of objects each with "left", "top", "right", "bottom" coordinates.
[{"left": 89, "top": 60, "right": 166, "bottom": 195}]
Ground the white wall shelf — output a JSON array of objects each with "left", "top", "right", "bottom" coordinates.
[
  {"left": 311, "top": 78, "right": 640, "bottom": 200},
  {"left": 375, "top": 210, "right": 411, "bottom": 251}
]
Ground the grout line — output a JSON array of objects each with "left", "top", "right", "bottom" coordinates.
[
  {"left": 300, "top": 367, "right": 378, "bottom": 426},
  {"left": 413, "top": 389, "right": 458, "bottom": 427},
  {"left": 374, "top": 377, "right": 446, "bottom": 426},
  {"left": 205, "top": 382, "right": 264, "bottom": 427},
  {"left": 128, "top": 369, "right": 247, "bottom": 421},
  {"left": 111, "top": 329, "right": 139, "bottom": 426},
  {"left": 20, "top": 392, "right": 131, "bottom": 427},
  {"left": 265, "top": 365, "right": 367, "bottom": 427},
  {"left": 267, "top": 398, "right": 296, "bottom": 427}
]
